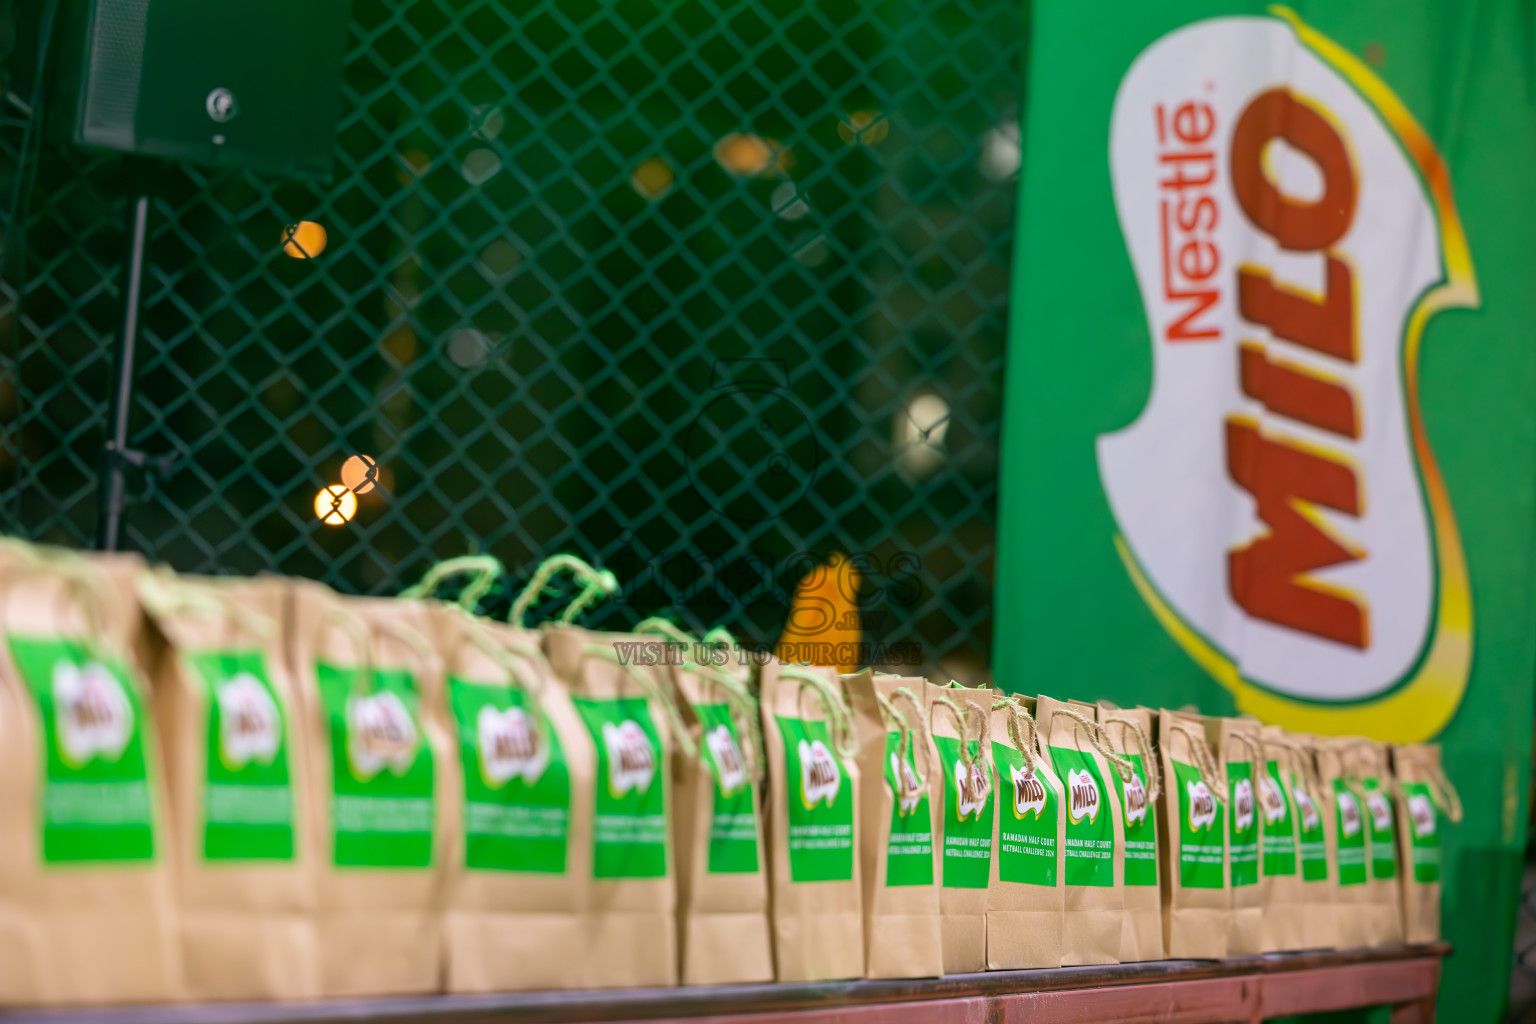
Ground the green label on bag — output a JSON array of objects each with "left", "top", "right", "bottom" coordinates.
[
  {"left": 449, "top": 678, "right": 569, "bottom": 874},
  {"left": 189, "top": 650, "right": 294, "bottom": 861},
  {"left": 1333, "top": 779, "right": 1367, "bottom": 886},
  {"left": 11, "top": 636, "right": 157, "bottom": 863},
  {"left": 884, "top": 730, "right": 933, "bottom": 886},
  {"left": 1361, "top": 777, "right": 1398, "bottom": 880},
  {"left": 696, "top": 702, "right": 758, "bottom": 874},
  {"left": 1258, "top": 760, "right": 1296, "bottom": 877},
  {"left": 777, "top": 715, "right": 854, "bottom": 882},
  {"left": 1048, "top": 744, "right": 1113, "bottom": 887},
  {"left": 1227, "top": 760, "right": 1259, "bottom": 887},
  {"left": 993, "top": 740, "right": 1057, "bottom": 887},
  {"left": 1401, "top": 781, "right": 1440, "bottom": 883},
  {"left": 316, "top": 661, "right": 436, "bottom": 868},
  {"left": 934, "top": 734, "right": 994, "bottom": 888},
  {"left": 575, "top": 696, "right": 668, "bottom": 879},
  {"left": 1292, "top": 773, "right": 1329, "bottom": 883},
  {"left": 1112, "top": 751, "right": 1156, "bottom": 886},
  {"left": 1172, "top": 759, "right": 1224, "bottom": 889}
]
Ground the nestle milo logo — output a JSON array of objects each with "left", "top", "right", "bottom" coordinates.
[
  {"left": 477, "top": 705, "right": 547, "bottom": 787},
  {"left": 1294, "top": 785, "right": 1321, "bottom": 832},
  {"left": 215, "top": 672, "right": 281, "bottom": 770},
  {"left": 890, "top": 751, "right": 924, "bottom": 816},
  {"left": 1233, "top": 776, "right": 1256, "bottom": 833},
  {"left": 346, "top": 691, "right": 419, "bottom": 780},
  {"left": 53, "top": 660, "right": 133, "bottom": 767},
  {"left": 1259, "top": 774, "right": 1288, "bottom": 825},
  {"left": 1010, "top": 765, "right": 1047, "bottom": 820},
  {"left": 1407, "top": 792, "right": 1436, "bottom": 839},
  {"left": 952, "top": 757, "right": 991, "bottom": 821},
  {"left": 799, "top": 738, "right": 841, "bottom": 808},
  {"left": 1365, "top": 788, "right": 1394, "bottom": 833},
  {"left": 602, "top": 720, "right": 656, "bottom": 797},
  {"left": 1122, "top": 771, "right": 1148, "bottom": 825},
  {"left": 1067, "top": 767, "right": 1101, "bottom": 825},
  {"left": 1337, "top": 789, "right": 1363, "bottom": 837},
  {"left": 1186, "top": 779, "right": 1216, "bottom": 831},
  {"left": 706, "top": 723, "right": 747, "bottom": 797}
]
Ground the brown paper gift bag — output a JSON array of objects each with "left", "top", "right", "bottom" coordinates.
[
  {"left": 987, "top": 696, "right": 1065, "bottom": 969},
  {"left": 1156, "top": 709, "right": 1228, "bottom": 959},
  {"left": 845, "top": 670, "right": 943, "bottom": 979},
  {"left": 545, "top": 625, "right": 684, "bottom": 988},
  {"left": 1287, "top": 732, "right": 1340, "bottom": 950},
  {"left": 1255, "top": 725, "right": 1308, "bottom": 952},
  {"left": 1391, "top": 743, "right": 1460, "bottom": 944},
  {"left": 287, "top": 582, "right": 453, "bottom": 997},
  {"left": 0, "top": 546, "right": 181, "bottom": 1005},
  {"left": 137, "top": 570, "right": 320, "bottom": 1001},
  {"left": 929, "top": 683, "right": 995, "bottom": 974},
  {"left": 760, "top": 660, "right": 863, "bottom": 982},
  {"left": 426, "top": 588, "right": 593, "bottom": 993},
  {"left": 1035, "top": 694, "right": 1127, "bottom": 966},
  {"left": 633, "top": 619, "right": 772, "bottom": 986},
  {"left": 1214, "top": 717, "right": 1263, "bottom": 956},
  {"left": 1313, "top": 736, "right": 1368, "bottom": 948},
  {"left": 1097, "top": 704, "right": 1162, "bottom": 962},
  {"left": 1342, "top": 739, "right": 1404, "bottom": 946}
]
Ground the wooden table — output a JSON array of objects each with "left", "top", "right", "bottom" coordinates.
[{"left": 0, "top": 944, "right": 1448, "bottom": 1024}]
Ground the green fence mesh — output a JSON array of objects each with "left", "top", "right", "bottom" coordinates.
[{"left": 0, "top": 0, "right": 1018, "bottom": 683}]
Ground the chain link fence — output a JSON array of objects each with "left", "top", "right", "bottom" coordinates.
[{"left": 0, "top": 0, "right": 1019, "bottom": 681}]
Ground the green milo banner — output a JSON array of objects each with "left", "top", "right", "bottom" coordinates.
[{"left": 997, "top": 3, "right": 1536, "bottom": 1017}]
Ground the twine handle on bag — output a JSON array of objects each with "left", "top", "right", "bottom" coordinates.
[
  {"left": 993, "top": 697, "right": 1039, "bottom": 775},
  {"left": 585, "top": 642, "right": 698, "bottom": 759},
  {"left": 1168, "top": 720, "right": 1227, "bottom": 802},
  {"left": 400, "top": 554, "right": 503, "bottom": 611},
  {"left": 931, "top": 692, "right": 987, "bottom": 771},
  {"left": 1228, "top": 729, "right": 1267, "bottom": 796},
  {"left": 452, "top": 609, "right": 545, "bottom": 701},
  {"left": 875, "top": 691, "right": 913, "bottom": 772},
  {"left": 1055, "top": 705, "right": 1136, "bottom": 783},
  {"left": 508, "top": 554, "right": 618, "bottom": 628},
  {"left": 1105, "top": 714, "right": 1160, "bottom": 802},
  {"left": 634, "top": 617, "right": 762, "bottom": 780},
  {"left": 779, "top": 664, "right": 857, "bottom": 760},
  {"left": 891, "top": 686, "right": 932, "bottom": 784},
  {"left": 1264, "top": 737, "right": 1322, "bottom": 812},
  {"left": 1424, "top": 756, "right": 1464, "bottom": 823},
  {"left": 134, "top": 567, "right": 276, "bottom": 644},
  {"left": 3, "top": 543, "right": 115, "bottom": 662}
]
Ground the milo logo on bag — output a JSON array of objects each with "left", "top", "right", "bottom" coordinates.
[
  {"left": 1112, "top": 751, "right": 1157, "bottom": 886},
  {"left": 451, "top": 679, "right": 570, "bottom": 875},
  {"left": 192, "top": 652, "right": 295, "bottom": 861},
  {"left": 346, "top": 691, "right": 419, "bottom": 780},
  {"left": 318, "top": 663, "right": 436, "bottom": 868},
  {"left": 1048, "top": 746, "right": 1113, "bottom": 887},
  {"left": 1122, "top": 773, "right": 1147, "bottom": 825},
  {"left": 478, "top": 706, "right": 547, "bottom": 785},
  {"left": 799, "top": 739, "right": 841, "bottom": 808},
  {"left": 777, "top": 715, "right": 854, "bottom": 882},
  {"left": 1068, "top": 768, "right": 1101, "bottom": 824},
  {"left": 12, "top": 637, "right": 157, "bottom": 863},
  {"left": 1333, "top": 780, "right": 1367, "bottom": 885},
  {"left": 995, "top": 742, "right": 1057, "bottom": 886},
  {"left": 576, "top": 697, "right": 668, "bottom": 879},
  {"left": 935, "top": 734, "right": 994, "bottom": 889},
  {"left": 1401, "top": 781, "right": 1440, "bottom": 883},
  {"left": 696, "top": 703, "right": 759, "bottom": 875},
  {"left": 603, "top": 720, "right": 656, "bottom": 796},
  {"left": 1259, "top": 774, "right": 1287, "bottom": 825},
  {"left": 1362, "top": 778, "right": 1398, "bottom": 880},
  {"left": 1011, "top": 766, "right": 1047, "bottom": 819},
  {"left": 1172, "top": 760, "right": 1223, "bottom": 889},
  {"left": 884, "top": 730, "right": 932, "bottom": 887}
]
